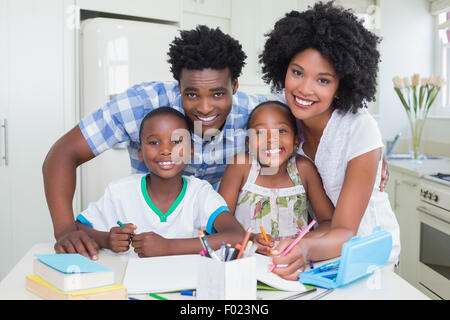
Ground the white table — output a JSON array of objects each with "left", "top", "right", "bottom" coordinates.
[{"left": 0, "top": 243, "right": 429, "bottom": 300}]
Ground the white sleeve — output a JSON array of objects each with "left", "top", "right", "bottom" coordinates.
[
  {"left": 346, "top": 112, "right": 384, "bottom": 162},
  {"left": 76, "top": 185, "right": 119, "bottom": 232},
  {"left": 193, "top": 181, "right": 230, "bottom": 235}
]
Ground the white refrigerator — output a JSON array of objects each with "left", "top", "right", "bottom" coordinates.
[{"left": 80, "top": 17, "right": 179, "bottom": 208}]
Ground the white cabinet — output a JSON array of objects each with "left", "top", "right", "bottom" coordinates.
[
  {"left": 385, "top": 167, "right": 420, "bottom": 288},
  {"left": 0, "top": 0, "right": 73, "bottom": 280},
  {"left": 230, "top": 0, "right": 298, "bottom": 94},
  {"left": 181, "top": 0, "right": 231, "bottom": 35},
  {"left": 183, "top": 0, "right": 231, "bottom": 19},
  {"left": 77, "top": 0, "right": 182, "bottom": 22},
  {"left": 0, "top": 0, "right": 186, "bottom": 281},
  {"left": 0, "top": 0, "right": 13, "bottom": 281}
]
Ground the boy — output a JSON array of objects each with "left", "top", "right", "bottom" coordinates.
[{"left": 75, "top": 107, "right": 245, "bottom": 257}]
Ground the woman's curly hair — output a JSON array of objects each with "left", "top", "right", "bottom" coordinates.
[
  {"left": 167, "top": 25, "right": 247, "bottom": 82},
  {"left": 259, "top": 1, "right": 381, "bottom": 113}
]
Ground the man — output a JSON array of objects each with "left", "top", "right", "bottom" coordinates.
[{"left": 42, "top": 25, "right": 270, "bottom": 260}]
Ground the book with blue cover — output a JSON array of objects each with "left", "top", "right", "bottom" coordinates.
[{"left": 33, "top": 254, "right": 114, "bottom": 292}]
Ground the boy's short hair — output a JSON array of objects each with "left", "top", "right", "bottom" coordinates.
[
  {"left": 139, "top": 107, "right": 190, "bottom": 145},
  {"left": 167, "top": 25, "right": 247, "bottom": 82},
  {"left": 259, "top": 1, "right": 381, "bottom": 113},
  {"left": 246, "top": 100, "right": 298, "bottom": 135}
]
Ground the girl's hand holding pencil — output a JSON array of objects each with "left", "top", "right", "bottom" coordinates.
[{"left": 253, "top": 232, "right": 274, "bottom": 256}]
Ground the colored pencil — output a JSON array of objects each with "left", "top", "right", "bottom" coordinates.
[
  {"left": 259, "top": 225, "right": 273, "bottom": 254},
  {"left": 149, "top": 292, "right": 168, "bottom": 300},
  {"left": 236, "top": 227, "right": 252, "bottom": 259}
]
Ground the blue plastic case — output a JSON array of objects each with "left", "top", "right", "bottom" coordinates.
[{"left": 299, "top": 227, "right": 392, "bottom": 289}]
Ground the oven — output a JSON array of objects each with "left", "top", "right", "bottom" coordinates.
[{"left": 417, "top": 173, "right": 450, "bottom": 300}]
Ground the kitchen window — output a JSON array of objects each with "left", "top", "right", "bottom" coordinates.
[{"left": 434, "top": 8, "right": 450, "bottom": 117}]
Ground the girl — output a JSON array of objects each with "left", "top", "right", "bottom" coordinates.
[
  {"left": 218, "top": 101, "right": 334, "bottom": 254},
  {"left": 259, "top": 2, "right": 400, "bottom": 279}
]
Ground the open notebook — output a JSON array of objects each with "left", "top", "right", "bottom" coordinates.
[{"left": 122, "top": 253, "right": 306, "bottom": 294}]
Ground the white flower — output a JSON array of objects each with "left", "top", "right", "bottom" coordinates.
[
  {"left": 411, "top": 74, "right": 420, "bottom": 87},
  {"left": 392, "top": 76, "right": 403, "bottom": 89}
]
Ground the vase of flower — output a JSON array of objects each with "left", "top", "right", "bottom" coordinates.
[
  {"left": 407, "top": 120, "right": 425, "bottom": 160},
  {"left": 392, "top": 74, "right": 444, "bottom": 160}
]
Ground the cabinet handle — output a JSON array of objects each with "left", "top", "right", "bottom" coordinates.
[
  {"left": 1, "top": 119, "right": 8, "bottom": 166},
  {"left": 417, "top": 206, "right": 450, "bottom": 224},
  {"left": 393, "top": 180, "right": 400, "bottom": 210}
]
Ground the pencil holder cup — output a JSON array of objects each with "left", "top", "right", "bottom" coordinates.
[{"left": 196, "top": 250, "right": 256, "bottom": 300}]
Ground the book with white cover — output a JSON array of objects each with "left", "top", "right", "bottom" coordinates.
[
  {"left": 122, "top": 253, "right": 307, "bottom": 294},
  {"left": 33, "top": 254, "right": 114, "bottom": 292},
  {"left": 123, "top": 255, "right": 200, "bottom": 294}
]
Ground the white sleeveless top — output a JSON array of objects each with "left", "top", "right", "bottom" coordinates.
[
  {"left": 234, "top": 156, "right": 309, "bottom": 241},
  {"left": 297, "top": 109, "right": 400, "bottom": 266}
]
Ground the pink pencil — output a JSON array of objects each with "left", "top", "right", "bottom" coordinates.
[{"left": 269, "top": 220, "right": 316, "bottom": 272}]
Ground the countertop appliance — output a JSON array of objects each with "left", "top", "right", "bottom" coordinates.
[{"left": 417, "top": 173, "right": 450, "bottom": 299}]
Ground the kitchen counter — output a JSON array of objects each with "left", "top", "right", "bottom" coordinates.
[
  {"left": 387, "top": 157, "right": 450, "bottom": 177},
  {"left": 0, "top": 243, "right": 429, "bottom": 300}
]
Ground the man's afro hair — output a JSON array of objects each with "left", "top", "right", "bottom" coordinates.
[
  {"left": 167, "top": 25, "right": 247, "bottom": 82},
  {"left": 259, "top": 1, "right": 381, "bottom": 113}
]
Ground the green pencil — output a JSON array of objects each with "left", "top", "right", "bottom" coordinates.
[
  {"left": 149, "top": 292, "right": 168, "bottom": 300},
  {"left": 117, "top": 220, "right": 134, "bottom": 240}
]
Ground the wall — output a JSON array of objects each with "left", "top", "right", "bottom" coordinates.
[
  {"left": 180, "top": 0, "right": 449, "bottom": 156},
  {"left": 378, "top": 0, "right": 450, "bottom": 157},
  {"left": 378, "top": 0, "right": 433, "bottom": 139}
]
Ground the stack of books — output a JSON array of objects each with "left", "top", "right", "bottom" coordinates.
[{"left": 26, "top": 254, "right": 127, "bottom": 300}]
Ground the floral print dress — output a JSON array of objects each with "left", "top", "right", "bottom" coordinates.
[{"left": 234, "top": 156, "right": 309, "bottom": 241}]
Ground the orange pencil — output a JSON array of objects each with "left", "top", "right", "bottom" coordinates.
[
  {"left": 236, "top": 227, "right": 252, "bottom": 259},
  {"left": 259, "top": 225, "right": 273, "bottom": 254}
]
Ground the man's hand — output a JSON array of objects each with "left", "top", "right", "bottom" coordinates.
[{"left": 54, "top": 229, "right": 100, "bottom": 260}]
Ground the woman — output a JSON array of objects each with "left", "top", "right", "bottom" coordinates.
[{"left": 259, "top": 2, "right": 400, "bottom": 280}]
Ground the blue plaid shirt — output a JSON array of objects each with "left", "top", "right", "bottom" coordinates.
[{"left": 79, "top": 81, "right": 277, "bottom": 185}]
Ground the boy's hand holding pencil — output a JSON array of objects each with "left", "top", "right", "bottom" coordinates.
[{"left": 109, "top": 221, "right": 136, "bottom": 253}]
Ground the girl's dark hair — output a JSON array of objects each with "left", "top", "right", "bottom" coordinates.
[
  {"left": 259, "top": 1, "right": 381, "bottom": 113},
  {"left": 139, "top": 107, "right": 189, "bottom": 145},
  {"left": 247, "top": 100, "right": 298, "bottom": 135},
  {"left": 167, "top": 25, "right": 247, "bottom": 82}
]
